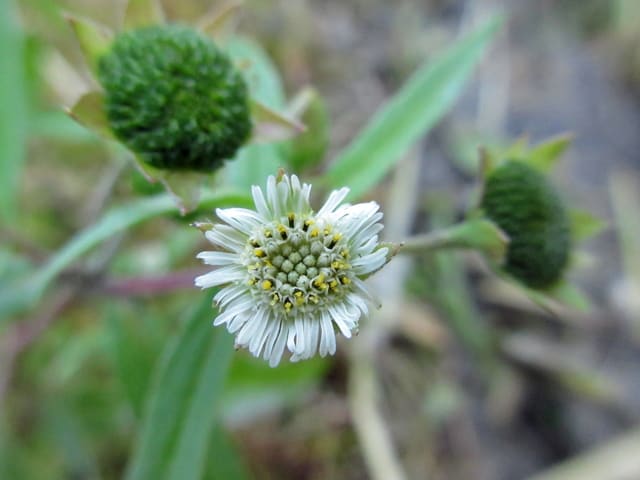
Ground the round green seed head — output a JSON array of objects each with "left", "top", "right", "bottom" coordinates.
[
  {"left": 97, "top": 25, "right": 251, "bottom": 171},
  {"left": 480, "top": 161, "right": 571, "bottom": 288}
]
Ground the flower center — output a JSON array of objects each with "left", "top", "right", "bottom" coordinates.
[{"left": 243, "top": 213, "right": 353, "bottom": 316}]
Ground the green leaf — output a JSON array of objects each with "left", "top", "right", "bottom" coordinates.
[
  {"left": 126, "top": 296, "right": 235, "bottom": 480},
  {"left": 204, "top": 425, "right": 250, "bottom": 480},
  {"left": 224, "top": 37, "right": 288, "bottom": 188},
  {"left": 325, "top": 16, "right": 501, "bottom": 200},
  {"left": 66, "top": 90, "right": 112, "bottom": 139},
  {"left": 0, "top": 189, "right": 251, "bottom": 321},
  {"left": 123, "top": 0, "right": 165, "bottom": 30},
  {"left": 524, "top": 133, "right": 573, "bottom": 173},
  {"left": 65, "top": 14, "right": 112, "bottom": 74},
  {"left": 289, "top": 88, "right": 330, "bottom": 174},
  {"left": 570, "top": 209, "right": 607, "bottom": 242},
  {"left": 0, "top": 0, "right": 28, "bottom": 222},
  {"left": 251, "top": 98, "right": 306, "bottom": 142},
  {"left": 549, "top": 280, "right": 592, "bottom": 312},
  {"left": 107, "top": 306, "right": 161, "bottom": 416}
]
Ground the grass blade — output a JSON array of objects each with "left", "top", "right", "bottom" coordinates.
[{"left": 325, "top": 16, "right": 501, "bottom": 199}]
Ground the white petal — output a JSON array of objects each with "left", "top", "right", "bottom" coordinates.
[
  {"left": 328, "top": 304, "right": 353, "bottom": 338},
  {"left": 214, "top": 284, "right": 247, "bottom": 308},
  {"left": 317, "top": 187, "right": 349, "bottom": 216},
  {"left": 262, "top": 320, "right": 281, "bottom": 361},
  {"left": 319, "top": 311, "right": 336, "bottom": 356},
  {"left": 249, "top": 308, "right": 271, "bottom": 355},
  {"left": 251, "top": 185, "right": 271, "bottom": 219},
  {"left": 197, "top": 251, "right": 239, "bottom": 266},
  {"left": 216, "top": 208, "right": 262, "bottom": 235},
  {"left": 352, "top": 248, "right": 388, "bottom": 275},
  {"left": 195, "top": 266, "right": 245, "bottom": 288},
  {"left": 213, "top": 296, "right": 254, "bottom": 326},
  {"left": 269, "top": 323, "right": 288, "bottom": 367},
  {"left": 306, "top": 316, "right": 319, "bottom": 359},
  {"left": 205, "top": 227, "right": 246, "bottom": 252},
  {"left": 266, "top": 176, "right": 281, "bottom": 217},
  {"left": 235, "top": 310, "right": 262, "bottom": 346}
]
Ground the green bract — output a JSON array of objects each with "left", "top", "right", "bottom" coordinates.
[
  {"left": 97, "top": 24, "right": 251, "bottom": 171},
  {"left": 480, "top": 161, "right": 571, "bottom": 288}
]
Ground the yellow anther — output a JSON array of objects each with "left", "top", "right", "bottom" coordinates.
[
  {"left": 341, "top": 249, "right": 349, "bottom": 258},
  {"left": 264, "top": 230, "right": 273, "bottom": 238},
  {"left": 333, "top": 233, "right": 342, "bottom": 241},
  {"left": 330, "top": 280, "right": 338, "bottom": 289},
  {"left": 310, "top": 228, "right": 320, "bottom": 237},
  {"left": 296, "top": 296, "right": 305, "bottom": 306},
  {"left": 288, "top": 213, "right": 295, "bottom": 227},
  {"left": 309, "top": 295, "right": 319, "bottom": 304},
  {"left": 284, "top": 301, "right": 293, "bottom": 312},
  {"left": 340, "top": 276, "right": 351, "bottom": 285},
  {"left": 262, "top": 280, "right": 273, "bottom": 290},
  {"left": 247, "top": 278, "right": 256, "bottom": 285},
  {"left": 294, "top": 291, "right": 303, "bottom": 298},
  {"left": 254, "top": 248, "right": 265, "bottom": 257},
  {"left": 303, "top": 219, "right": 314, "bottom": 232},
  {"left": 270, "top": 293, "right": 280, "bottom": 306},
  {"left": 250, "top": 239, "right": 260, "bottom": 248},
  {"left": 331, "top": 261, "right": 343, "bottom": 270}
]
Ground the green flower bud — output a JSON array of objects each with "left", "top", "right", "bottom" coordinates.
[
  {"left": 480, "top": 161, "right": 571, "bottom": 288},
  {"left": 97, "top": 24, "right": 251, "bottom": 171}
]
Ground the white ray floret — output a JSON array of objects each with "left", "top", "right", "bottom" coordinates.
[{"left": 195, "top": 173, "right": 389, "bottom": 367}]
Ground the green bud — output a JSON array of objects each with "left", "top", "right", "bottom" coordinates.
[
  {"left": 97, "top": 24, "right": 251, "bottom": 171},
  {"left": 480, "top": 161, "right": 571, "bottom": 288}
]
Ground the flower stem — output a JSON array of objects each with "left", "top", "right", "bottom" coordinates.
[{"left": 399, "top": 218, "right": 508, "bottom": 262}]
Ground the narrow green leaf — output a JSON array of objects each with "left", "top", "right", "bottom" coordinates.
[
  {"left": 65, "top": 15, "right": 112, "bottom": 74},
  {"left": 0, "top": 0, "right": 28, "bottom": 222},
  {"left": 107, "top": 306, "right": 160, "bottom": 416},
  {"left": 524, "top": 133, "right": 573, "bottom": 172},
  {"left": 325, "top": 16, "right": 501, "bottom": 199},
  {"left": 123, "top": 0, "right": 165, "bottom": 30},
  {"left": 0, "top": 190, "right": 251, "bottom": 320},
  {"left": 126, "top": 296, "right": 235, "bottom": 480}
]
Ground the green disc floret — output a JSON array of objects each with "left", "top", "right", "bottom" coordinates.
[
  {"left": 480, "top": 161, "right": 571, "bottom": 288},
  {"left": 97, "top": 24, "right": 251, "bottom": 171},
  {"left": 244, "top": 213, "right": 354, "bottom": 317}
]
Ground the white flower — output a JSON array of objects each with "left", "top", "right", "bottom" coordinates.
[{"left": 195, "top": 174, "right": 389, "bottom": 367}]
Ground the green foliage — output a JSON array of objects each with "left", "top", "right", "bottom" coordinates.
[
  {"left": 0, "top": 0, "right": 28, "bottom": 222},
  {"left": 481, "top": 161, "right": 571, "bottom": 288},
  {"left": 325, "top": 16, "right": 501, "bottom": 199},
  {"left": 126, "top": 296, "right": 234, "bottom": 480},
  {"left": 224, "top": 37, "right": 288, "bottom": 188},
  {"left": 98, "top": 25, "right": 251, "bottom": 171},
  {"left": 0, "top": 189, "right": 251, "bottom": 320},
  {"left": 289, "top": 89, "right": 329, "bottom": 173}
]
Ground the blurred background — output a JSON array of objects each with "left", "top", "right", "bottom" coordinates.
[{"left": 2, "top": 0, "right": 640, "bottom": 479}]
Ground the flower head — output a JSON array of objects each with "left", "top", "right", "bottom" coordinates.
[
  {"left": 480, "top": 160, "right": 571, "bottom": 288},
  {"left": 97, "top": 24, "right": 251, "bottom": 171},
  {"left": 195, "top": 174, "right": 389, "bottom": 366}
]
